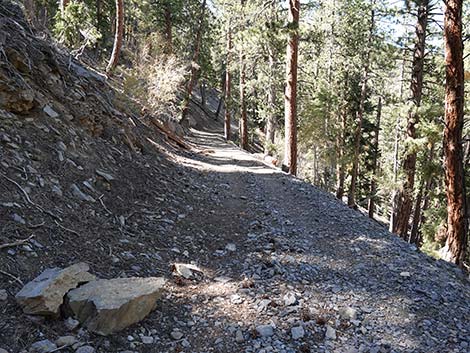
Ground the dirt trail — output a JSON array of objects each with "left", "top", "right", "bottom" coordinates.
[{"left": 148, "top": 127, "right": 470, "bottom": 353}]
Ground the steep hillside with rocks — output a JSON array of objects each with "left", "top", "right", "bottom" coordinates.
[{"left": 1, "top": 2, "right": 470, "bottom": 353}]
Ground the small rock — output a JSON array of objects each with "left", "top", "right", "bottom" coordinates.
[
  {"left": 64, "top": 317, "right": 80, "bottom": 331},
  {"left": 55, "top": 336, "right": 77, "bottom": 347},
  {"left": 141, "top": 336, "right": 153, "bottom": 344},
  {"left": 16, "top": 263, "right": 96, "bottom": 316},
  {"left": 29, "top": 340, "right": 57, "bottom": 353},
  {"left": 95, "top": 170, "right": 115, "bottom": 182},
  {"left": 400, "top": 271, "right": 411, "bottom": 278},
  {"left": 170, "top": 330, "right": 184, "bottom": 340},
  {"left": 75, "top": 346, "right": 95, "bottom": 353},
  {"left": 70, "top": 184, "right": 95, "bottom": 202},
  {"left": 43, "top": 105, "right": 59, "bottom": 118},
  {"left": 291, "top": 326, "right": 305, "bottom": 340},
  {"left": 283, "top": 292, "right": 297, "bottom": 306},
  {"left": 339, "top": 307, "right": 357, "bottom": 321},
  {"left": 225, "top": 243, "right": 236, "bottom": 252},
  {"left": 173, "top": 263, "right": 203, "bottom": 279},
  {"left": 256, "top": 324, "right": 274, "bottom": 337},
  {"left": 0, "top": 348, "right": 9, "bottom": 353},
  {"left": 0, "top": 289, "right": 7, "bottom": 301},
  {"left": 235, "top": 329, "right": 244, "bottom": 343},
  {"left": 325, "top": 325, "right": 336, "bottom": 340},
  {"left": 12, "top": 213, "right": 26, "bottom": 224}
]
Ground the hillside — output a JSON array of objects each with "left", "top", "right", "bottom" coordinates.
[{"left": 1, "top": 2, "right": 470, "bottom": 353}]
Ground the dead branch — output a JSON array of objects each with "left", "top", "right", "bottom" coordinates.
[{"left": 0, "top": 234, "right": 35, "bottom": 250}]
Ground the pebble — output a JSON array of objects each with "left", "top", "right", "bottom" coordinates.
[
  {"left": 141, "top": 336, "right": 153, "bottom": 344},
  {"left": 291, "top": 326, "right": 305, "bottom": 340},
  {"left": 170, "top": 330, "right": 184, "bottom": 340},
  {"left": 0, "top": 349, "right": 8, "bottom": 353},
  {"left": 29, "top": 340, "right": 57, "bottom": 353},
  {"left": 325, "top": 325, "right": 336, "bottom": 340},
  {"left": 339, "top": 306, "right": 358, "bottom": 321},
  {"left": 256, "top": 324, "right": 274, "bottom": 337},
  {"left": 0, "top": 290, "right": 7, "bottom": 301},
  {"left": 283, "top": 292, "right": 297, "bottom": 306},
  {"left": 64, "top": 317, "right": 80, "bottom": 331},
  {"left": 235, "top": 329, "right": 244, "bottom": 343},
  {"left": 55, "top": 336, "right": 77, "bottom": 347}
]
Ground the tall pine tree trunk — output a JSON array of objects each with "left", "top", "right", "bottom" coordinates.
[
  {"left": 393, "top": 0, "right": 429, "bottom": 238},
  {"left": 283, "top": 0, "right": 300, "bottom": 175},
  {"left": 442, "top": 0, "right": 467, "bottom": 266},
  {"left": 224, "top": 26, "right": 232, "bottom": 140},
  {"left": 238, "top": 1, "right": 248, "bottom": 150},
  {"left": 106, "top": 0, "right": 124, "bottom": 72},
  {"left": 348, "top": 1, "right": 375, "bottom": 207},
  {"left": 335, "top": 111, "right": 346, "bottom": 199},
  {"left": 265, "top": 47, "right": 276, "bottom": 155},
  {"left": 181, "top": 0, "right": 206, "bottom": 122},
  {"left": 368, "top": 97, "right": 382, "bottom": 218}
]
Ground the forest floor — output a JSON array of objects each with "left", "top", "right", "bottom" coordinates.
[{"left": 3, "top": 117, "right": 470, "bottom": 353}]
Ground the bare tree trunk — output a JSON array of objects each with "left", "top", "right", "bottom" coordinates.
[
  {"left": 106, "top": 0, "right": 124, "bottom": 72},
  {"left": 348, "top": 0, "right": 375, "bottom": 207},
  {"left": 265, "top": 47, "right": 276, "bottom": 155},
  {"left": 181, "top": 0, "right": 206, "bottom": 122},
  {"left": 224, "top": 26, "right": 232, "bottom": 140},
  {"left": 368, "top": 97, "right": 382, "bottom": 219},
  {"left": 389, "top": 52, "right": 407, "bottom": 232},
  {"left": 200, "top": 80, "right": 206, "bottom": 109},
  {"left": 393, "top": 0, "right": 429, "bottom": 238},
  {"left": 335, "top": 110, "right": 346, "bottom": 199},
  {"left": 239, "top": 49, "right": 248, "bottom": 149},
  {"left": 410, "top": 145, "right": 435, "bottom": 245},
  {"left": 215, "top": 71, "right": 225, "bottom": 120},
  {"left": 283, "top": 0, "right": 300, "bottom": 175},
  {"left": 442, "top": 0, "right": 467, "bottom": 266}
]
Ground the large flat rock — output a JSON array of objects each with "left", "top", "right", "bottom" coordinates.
[
  {"left": 16, "top": 263, "right": 95, "bottom": 316},
  {"left": 66, "top": 277, "right": 166, "bottom": 335}
]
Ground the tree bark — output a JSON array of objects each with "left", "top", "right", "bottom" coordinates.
[
  {"left": 393, "top": 0, "right": 429, "bottom": 238},
  {"left": 224, "top": 25, "right": 232, "bottom": 140},
  {"left": 368, "top": 97, "right": 382, "bottom": 219},
  {"left": 265, "top": 46, "right": 277, "bottom": 155},
  {"left": 283, "top": 0, "right": 300, "bottom": 175},
  {"left": 335, "top": 110, "right": 346, "bottom": 199},
  {"left": 181, "top": 0, "right": 207, "bottom": 122},
  {"left": 442, "top": 0, "right": 467, "bottom": 266},
  {"left": 348, "top": 0, "right": 375, "bottom": 207},
  {"left": 106, "top": 0, "right": 124, "bottom": 72},
  {"left": 238, "top": 0, "right": 248, "bottom": 150}
]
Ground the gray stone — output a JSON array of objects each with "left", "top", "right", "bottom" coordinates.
[
  {"left": 325, "top": 325, "right": 336, "bottom": 340},
  {"left": 29, "top": 340, "right": 57, "bottom": 353},
  {"left": 171, "top": 330, "right": 184, "bottom": 340},
  {"left": 291, "top": 326, "right": 305, "bottom": 340},
  {"left": 339, "top": 307, "right": 357, "bottom": 321},
  {"left": 65, "top": 317, "right": 80, "bottom": 331},
  {"left": 235, "top": 329, "right": 244, "bottom": 343},
  {"left": 173, "top": 263, "right": 203, "bottom": 279},
  {"left": 70, "top": 184, "right": 95, "bottom": 202},
  {"left": 141, "top": 336, "right": 153, "bottom": 344},
  {"left": 43, "top": 105, "right": 59, "bottom": 118},
  {"left": 0, "top": 289, "right": 7, "bottom": 301},
  {"left": 75, "top": 346, "right": 95, "bottom": 353},
  {"left": 66, "top": 277, "right": 166, "bottom": 335},
  {"left": 283, "top": 292, "right": 297, "bottom": 306},
  {"left": 55, "top": 336, "right": 77, "bottom": 347},
  {"left": 0, "top": 348, "right": 9, "bottom": 353},
  {"left": 256, "top": 324, "right": 274, "bottom": 337},
  {"left": 16, "top": 263, "right": 95, "bottom": 316},
  {"left": 95, "top": 170, "right": 115, "bottom": 182}
]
